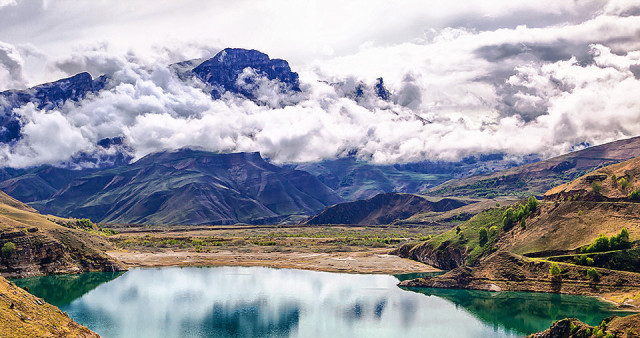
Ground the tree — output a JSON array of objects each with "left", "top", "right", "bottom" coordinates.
[
  {"left": 629, "top": 189, "right": 640, "bottom": 201},
  {"left": 1, "top": 242, "right": 16, "bottom": 257},
  {"left": 527, "top": 196, "right": 539, "bottom": 213},
  {"left": 549, "top": 263, "right": 561, "bottom": 277},
  {"left": 592, "top": 182, "right": 601, "bottom": 195},
  {"left": 586, "top": 268, "right": 600, "bottom": 281},
  {"left": 583, "top": 234, "right": 610, "bottom": 253},
  {"left": 478, "top": 227, "right": 488, "bottom": 246}
]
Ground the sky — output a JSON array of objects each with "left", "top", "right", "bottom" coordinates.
[{"left": 0, "top": 0, "right": 640, "bottom": 167}]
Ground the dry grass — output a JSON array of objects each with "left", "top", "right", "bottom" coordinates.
[{"left": 0, "top": 276, "right": 97, "bottom": 337}]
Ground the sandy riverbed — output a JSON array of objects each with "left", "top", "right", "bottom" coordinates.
[{"left": 107, "top": 249, "right": 439, "bottom": 274}]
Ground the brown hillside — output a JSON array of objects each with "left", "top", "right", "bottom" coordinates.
[
  {"left": 0, "top": 276, "right": 98, "bottom": 337},
  {"left": 547, "top": 155, "right": 640, "bottom": 200},
  {"left": 0, "top": 189, "right": 125, "bottom": 278}
]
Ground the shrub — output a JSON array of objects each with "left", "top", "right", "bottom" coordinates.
[
  {"left": 575, "top": 255, "right": 594, "bottom": 266},
  {"left": 619, "top": 177, "right": 629, "bottom": 190},
  {"left": 592, "top": 182, "right": 601, "bottom": 195},
  {"left": 605, "top": 333, "right": 614, "bottom": 338},
  {"left": 587, "top": 268, "right": 600, "bottom": 281},
  {"left": 1, "top": 242, "right": 16, "bottom": 256},
  {"left": 478, "top": 227, "right": 488, "bottom": 246},
  {"left": 570, "top": 322, "right": 577, "bottom": 333},
  {"left": 489, "top": 226, "right": 498, "bottom": 235},
  {"left": 611, "top": 174, "right": 617, "bottom": 187},
  {"left": 594, "top": 329, "right": 604, "bottom": 338},
  {"left": 76, "top": 218, "right": 94, "bottom": 230},
  {"left": 629, "top": 189, "right": 640, "bottom": 201},
  {"left": 549, "top": 263, "right": 561, "bottom": 277}
]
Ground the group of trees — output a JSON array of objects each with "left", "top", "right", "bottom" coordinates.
[
  {"left": 581, "top": 228, "right": 631, "bottom": 253},
  {"left": 502, "top": 196, "right": 539, "bottom": 230}
]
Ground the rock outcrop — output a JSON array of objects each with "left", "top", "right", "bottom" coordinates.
[{"left": 192, "top": 48, "right": 300, "bottom": 99}]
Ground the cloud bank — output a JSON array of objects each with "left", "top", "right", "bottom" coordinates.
[{"left": 0, "top": 1, "right": 639, "bottom": 168}]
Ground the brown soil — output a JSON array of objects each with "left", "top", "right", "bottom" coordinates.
[{"left": 108, "top": 248, "right": 439, "bottom": 274}]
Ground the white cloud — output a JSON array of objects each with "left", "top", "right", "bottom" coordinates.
[{"left": 1, "top": 1, "right": 640, "bottom": 168}]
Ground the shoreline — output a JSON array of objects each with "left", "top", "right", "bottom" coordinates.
[{"left": 107, "top": 249, "right": 441, "bottom": 275}]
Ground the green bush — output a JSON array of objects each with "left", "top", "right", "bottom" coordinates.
[
  {"left": 1, "top": 242, "right": 16, "bottom": 256},
  {"left": 629, "top": 189, "right": 640, "bottom": 201},
  {"left": 489, "top": 226, "right": 498, "bottom": 235},
  {"left": 574, "top": 255, "right": 594, "bottom": 266},
  {"left": 582, "top": 229, "right": 631, "bottom": 253},
  {"left": 76, "top": 218, "right": 94, "bottom": 229},
  {"left": 587, "top": 268, "right": 600, "bottom": 281},
  {"left": 527, "top": 196, "right": 539, "bottom": 213},
  {"left": 592, "top": 182, "right": 602, "bottom": 195},
  {"left": 605, "top": 333, "right": 614, "bottom": 338},
  {"left": 478, "top": 227, "right": 488, "bottom": 246},
  {"left": 594, "top": 329, "right": 604, "bottom": 338},
  {"left": 610, "top": 228, "right": 631, "bottom": 249},
  {"left": 549, "top": 262, "right": 561, "bottom": 276},
  {"left": 619, "top": 177, "right": 629, "bottom": 190},
  {"left": 611, "top": 174, "right": 617, "bottom": 186}
]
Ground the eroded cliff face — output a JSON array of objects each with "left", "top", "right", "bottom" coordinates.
[
  {"left": 393, "top": 240, "right": 468, "bottom": 270},
  {"left": 0, "top": 227, "right": 123, "bottom": 279},
  {"left": 0, "top": 189, "right": 125, "bottom": 279}
]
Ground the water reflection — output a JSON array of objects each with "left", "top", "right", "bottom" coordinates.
[
  {"left": 12, "top": 267, "right": 630, "bottom": 338},
  {"left": 405, "top": 287, "right": 635, "bottom": 335},
  {"left": 12, "top": 271, "right": 124, "bottom": 307}
]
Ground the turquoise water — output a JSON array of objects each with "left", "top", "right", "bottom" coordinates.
[{"left": 13, "top": 267, "right": 632, "bottom": 337}]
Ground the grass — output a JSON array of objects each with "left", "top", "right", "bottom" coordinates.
[{"left": 107, "top": 224, "right": 442, "bottom": 254}]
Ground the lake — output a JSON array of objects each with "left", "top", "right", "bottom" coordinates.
[{"left": 13, "top": 266, "right": 632, "bottom": 337}]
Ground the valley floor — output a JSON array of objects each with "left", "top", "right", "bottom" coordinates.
[
  {"left": 102, "top": 224, "right": 442, "bottom": 274},
  {"left": 108, "top": 249, "right": 437, "bottom": 274}
]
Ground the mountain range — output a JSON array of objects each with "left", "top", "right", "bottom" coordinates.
[{"left": 3, "top": 48, "right": 640, "bottom": 226}]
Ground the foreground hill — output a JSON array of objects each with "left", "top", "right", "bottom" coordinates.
[
  {"left": 428, "top": 136, "right": 640, "bottom": 199},
  {"left": 397, "top": 154, "right": 640, "bottom": 307},
  {"left": 530, "top": 315, "right": 640, "bottom": 338},
  {"left": 33, "top": 150, "right": 343, "bottom": 225},
  {"left": 306, "top": 192, "right": 472, "bottom": 225},
  {"left": 0, "top": 276, "right": 98, "bottom": 337},
  {"left": 0, "top": 190, "right": 124, "bottom": 278}
]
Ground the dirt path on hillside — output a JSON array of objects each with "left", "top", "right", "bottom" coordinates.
[{"left": 107, "top": 249, "right": 439, "bottom": 274}]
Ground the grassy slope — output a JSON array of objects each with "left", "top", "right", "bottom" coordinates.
[
  {"left": 398, "top": 155, "right": 640, "bottom": 305},
  {"left": 0, "top": 276, "right": 98, "bottom": 337}
]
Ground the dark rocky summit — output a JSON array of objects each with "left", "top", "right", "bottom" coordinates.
[
  {"left": 192, "top": 48, "right": 300, "bottom": 99},
  {"left": 0, "top": 72, "right": 108, "bottom": 143}
]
